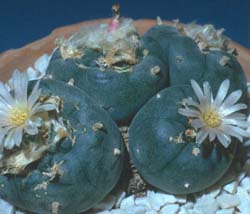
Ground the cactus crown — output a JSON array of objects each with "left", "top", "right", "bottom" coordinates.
[{"left": 56, "top": 5, "right": 140, "bottom": 73}]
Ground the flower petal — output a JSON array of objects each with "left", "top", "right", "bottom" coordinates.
[
  {"left": 203, "top": 81, "right": 212, "bottom": 107},
  {"left": 191, "top": 79, "right": 204, "bottom": 104},
  {"left": 220, "top": 90, "right": 242, "bottom": 110},
  {"left": 24, "top": 125, "right": 39, "bottom": 135},
  {"left": 28, "top": 80, "right": 41, "bottom": 108},
  {"left": 191, "top": 119, "right": 204, "bottom": 129},
  {"left": 4, "top": 130, "right": 16, "bottom": 149},
  {"left": 221, "top": 103, "right": 247, "bottom": 116},
  {"left": 24, "top": 120, "right": 39, "bottom": 135},
  {"left": 196, "top": 129, "right": 208, "bottom": 144},
  {"left": 182, "top": 98, "right": 199, "bottom": 108},
  {"left": 0, "top": 98, "right": 12, "bottom": 112},
  {"left": 227, "top": 112, "right": 246, "bottom": 120},
  {"left": 0, "top": 128, "right": 8, "bottom": 145},
  {"left": 229, "top": 126, "right": 250, "bottom": 138},
  {"left": 216, "top": 131, "right": 231, "bottom": 148},
  {"left": 32, "top": 103, "right": 56, "bottom": 114},
  {"left": 222, "top": 118, "right": 250, "bottom": 128},
  {"left": 208, "top": 129, "right": 216, "bottom": 141},
  {"left": 219, "top": 125, "right": 244, "bottom": 142},
  {"left": 213, "top": 79, "right": 230, "bottom": 107},
  {"left": 30, "top": 117, "right": 43, "bottom": 127},
  {"left": 0, "top": 81, "right": 15, "bottom": 105},
  {"left": 13, "top": 127, "right": 23, "bottom": 147},
  {"left": 12, "top": 70, "right": 28, "bottom": 103},
  {"left": 178, "top": 108, "right": 200, "bottom": 117}
]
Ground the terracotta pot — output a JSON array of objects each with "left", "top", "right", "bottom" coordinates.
[{"left": 0, "top": 19, "right": 250, "bottom": 82}]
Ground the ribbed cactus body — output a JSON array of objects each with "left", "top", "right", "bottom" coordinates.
[
  {"left": 46, "top": 34, "right": 169, "bottom": 123},
  {"left": 0, "top": 80, "right": 124, "bottom": 213}
]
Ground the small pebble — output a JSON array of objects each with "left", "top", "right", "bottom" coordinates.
[
  {"left": 216, "top": 208, "right": 234, "bottom": 214},
  {"left": 125, "top": 205, "right": 147, "bottom": 214},
  {"left": 236, "top": 187, "right": 250, "bottom": 214},
  {"left": 97, "top": 211, "right": 111, "bottom": 214},
  {"left": 216, "top": 193, "right": 240, "bottom": 209},
  {"left": 120, "top": 195, "right": 135, "bottom": 209},
  {"left": 183, "top": 202, "right": 194, "bottom": 209},
  {"left": 145, "top": 210, "right": 158, "bottom": 214},
  {"left": 178, "top": 207, "right": 189, "bottom": 214},
  {"left": 14, "top": 212, "right": 25, "bottom": 214},
  {"left": 223, "top": 181, "right": 237, "bottom": 194},
  {"left": 193, "top": 195, "right": 219, "bottom": 214},
  {"left": 135, "top": 197, "right": 152, "bottom": 209},
  {"left": 0, "top": 199, "right": 14, "bottom": 214},
  {"left": 240, "top": 176, "right": 250, "bottom": 192},
  {"left": 147, "top": 191, "right": 177, "bottom": 210},
  {"left": 160, "top": 204, "right": 179, "bottom": 214},
  {"left": 110, "top": 209, "right": 126, "bottom": 214},
  {"left": 175, "top": 195, "right": 186, "bottom": 204}
]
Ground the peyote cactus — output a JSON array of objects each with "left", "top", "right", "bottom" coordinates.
[
  {"left": 46, "top": 9, "right": 169, "bottom": 123},
  {"left": 129, "top": 22, "right": 250, "bottom": 194},
  {"left": 1, "top": 5, "right": 250, "bottom": 212},
  {"left": 0, "top": 71, "right": 124, "bottom": 213},
  {"left": 144, "top": 23, "right": 247, "bottom": 93},
  {"left": 129, "top": 83, "right": 246, "bottom": 194}
]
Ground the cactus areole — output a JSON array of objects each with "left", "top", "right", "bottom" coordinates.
[{"left": 0, "top": 77, "right": 124, "bottom": 213}]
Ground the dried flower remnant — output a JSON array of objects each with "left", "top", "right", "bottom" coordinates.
[
  {"left": 178, "top": 79, "right": 250, "bottom": 147},
  {"left": 109, "top": 3, "right": 120, "bottom": 32},
  {"left": 192, "top": 147, "right": 200, "bottom": 156},
  {"left": 0, "top": 116, "right": 68, "bottom": 174},
  {"left": 185, "top": 128, "right": 197, "bottom": 139},
  {"left": 182, "top": 23, "right": 230, "bottom": 51},
  {"left": 57, "top": 4, "right": 139, "bottom": 72},
  {"left": 169, "top": 132, "right": 184, "bottom": 144}
]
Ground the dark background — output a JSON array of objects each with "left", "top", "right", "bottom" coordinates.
[{"left": 0, "top": 0, "right": 250, "bottom": 53}]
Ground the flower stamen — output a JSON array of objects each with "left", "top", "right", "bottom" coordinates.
[
  {"left": 178, "top": 79, "right": 250, "bottom": 147},
  {"left": 9, "top": 106, "right": 29, "bottom": 126},
  {"left": 202, "top": 108, "right": 221, "bottom": 128}
]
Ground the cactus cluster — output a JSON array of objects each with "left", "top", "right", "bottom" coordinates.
[{"left": 0, "top": 5, "right": 249, "bottom": 214}]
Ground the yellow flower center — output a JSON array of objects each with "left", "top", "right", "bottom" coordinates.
[
  {"left": 202, "top": 108, "right": 221, "bottom": 128},
  {"left": 9, "top": 106, "right": 29, "bottom": 126}
]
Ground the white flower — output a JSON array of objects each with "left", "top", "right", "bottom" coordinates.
[
  {"left": 0, "top": 70, "right": 55, "bottom": 150},
  {"left": 178, "top": 79, "right": 250, "bottom": 148},
  {"left": 5, "top": 55, "right": 51, "bottom": 92}
]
